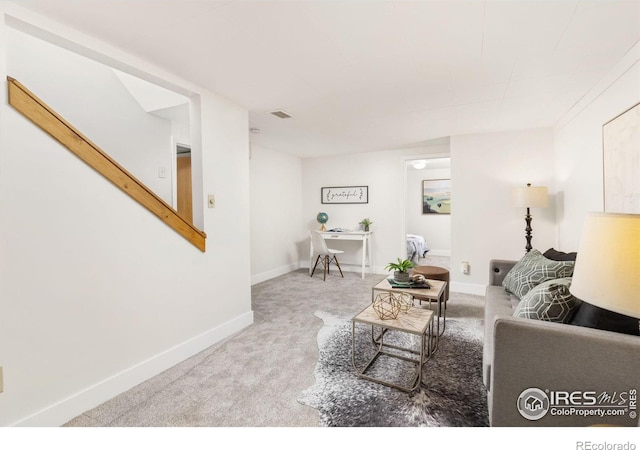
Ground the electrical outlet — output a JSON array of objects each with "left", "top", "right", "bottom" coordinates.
[
  {"left": 0, "top": 366, "right": 4, "bottom": 393},
  {"left": 461, "top": 261, "right": 470, "bottom": 275}
]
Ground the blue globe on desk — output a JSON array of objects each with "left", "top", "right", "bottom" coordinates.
[{"left": 317, "top": 212, "right": 329, "bottom": 231}]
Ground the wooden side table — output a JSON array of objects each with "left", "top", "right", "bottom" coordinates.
[
  {"left": 351, "top": 303, "right": 434, "bottom": 392},
  {"left": 372, "top": 277, "right": 447, "bottom": 349}
]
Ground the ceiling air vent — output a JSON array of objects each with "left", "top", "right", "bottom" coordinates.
[{"left": 270, "top": 109, "right": 293, "bottom": 119}]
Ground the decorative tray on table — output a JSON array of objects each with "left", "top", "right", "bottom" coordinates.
[{"left": 386, "top": 278, "right": 431, "bottom": 289}]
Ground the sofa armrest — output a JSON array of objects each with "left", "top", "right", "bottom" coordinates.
[
  {"left": 489, "top": 259, "right": 516, "bottom": 286},
  {"left": 490, "top": 316, "right": 640, "bottom": 427}
]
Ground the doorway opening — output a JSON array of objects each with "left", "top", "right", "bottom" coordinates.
[
  {"left": 176, "top": 144, "right": 192, "bottom": 223},
  {"left": 403, "top": 154, "right": 452, "bottom": 270}
]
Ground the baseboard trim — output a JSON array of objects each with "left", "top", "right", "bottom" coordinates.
[
  {"left": 299, "top": 261, "right": 382, "bottom": 277},
  {"left": 251, "top": 263, "right": 299, "bottom": 285},
  {"left": 427, "top": 249, "right": 451, "bottom": 257},
  {"left": 11, "top": 311, "right": 254, "bottom": 427},
  {"left": 451, "top": 282, "right": 486, "bottom": 296}
]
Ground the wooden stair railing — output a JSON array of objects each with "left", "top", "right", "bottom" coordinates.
[{"left": 7, "top": 76, "right": 206, "bottom": 252}]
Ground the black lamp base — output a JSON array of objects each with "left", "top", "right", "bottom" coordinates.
[
  {"left": 524, "top": 208, "right": 533, "bottom": 253},
  {"left": 570, "top": 302, "right": 640, "bottom": 336}
]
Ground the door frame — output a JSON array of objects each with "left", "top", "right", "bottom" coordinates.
[{"left": 399, "top": 152, "right": 451, "bottom": 260}]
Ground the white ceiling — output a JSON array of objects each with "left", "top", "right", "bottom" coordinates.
[{"left": 13, "top": 0, "right": 640, "bottom": 158}]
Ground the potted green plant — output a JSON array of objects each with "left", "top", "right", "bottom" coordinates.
[
  {"left": 359, "top": 218, "right": 373, "bottom": 232},
  {"left": 385, "top": 258, "right": 416, "bottom": 283}
]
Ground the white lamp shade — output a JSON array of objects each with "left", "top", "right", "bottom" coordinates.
[
  {"left": 570, "top": 213, "right": 640, "bottom": 319},
  {"left": 512, "top": 184, "right": 548, "bottom": 208}
]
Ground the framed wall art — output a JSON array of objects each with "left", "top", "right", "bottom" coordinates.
[
  {"left": 603, "top": 101, "right": 640, "bottom": 214},
  {"left": 321, "top": 186, "right": 368, "bottom": 204},
  {"left": 422, "top": 179, "right": 451, "bottom": 214}
]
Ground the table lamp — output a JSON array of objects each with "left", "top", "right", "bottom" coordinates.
[
  {"left": 512, "top": 183, "right": 548, "bottom": 253},
  {"left": 569, "top": 212, "right": 640, "bottom": 336}
]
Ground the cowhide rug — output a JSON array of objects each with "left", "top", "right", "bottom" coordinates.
[{"left": 298, "top": 310, "right": 489, "bottom": 427}]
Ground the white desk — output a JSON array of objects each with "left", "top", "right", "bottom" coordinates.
[{"left": 310, "top": 231, "right": 373, "bottom": 279}]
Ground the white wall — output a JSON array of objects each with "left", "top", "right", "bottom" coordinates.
[
  {"left": 0, "top": 7, "right": 252, "bottom": 426},
  {"left": 7, "top": 27, "right": 175, "bottom": 204},
  {"left": 301, "top": 132, "right": 555, "bottom": 292},
  {"left": 250, "top": 144, "right": 303, "bottom": 284},
  {"left": 405, "top": 165, "right": 451, "bottom": 255},
  {"left": 554, "top": 42, "right": 640, "bottom": 250},
  {"left": 450, "top": 128, "right": 556, "bottom": 293},
  {"left": 300, "top": 146, "right": 448, "bottom": 275},
  {"left": 302, "top": 151, "right": 402, "bottom": 274}
]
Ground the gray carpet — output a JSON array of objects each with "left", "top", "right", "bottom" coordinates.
[{"left": 65, "top": 266, "right": 487, "bottom": 427}]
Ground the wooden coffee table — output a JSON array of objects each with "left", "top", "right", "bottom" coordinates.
[
  {"left": 372, "top": 277, "right": 447, "bottom": 350},
  {"left": 351, "top": 303, "right": 434, "bottom": 392}
]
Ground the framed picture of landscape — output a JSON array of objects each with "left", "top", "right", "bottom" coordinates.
[{"left": 422, "top": 179, "right": 451, "bottom": 214}]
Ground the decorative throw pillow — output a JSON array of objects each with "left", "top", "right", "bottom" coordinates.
[
  {"left": 514, "top": 277, "right": 582, "bottom": 323},
  {"left": 502, "top": 249, "right": 575, "bottom": 299},
  {"left": 543, "top": 248, "right": 578, "bottom": 262}
]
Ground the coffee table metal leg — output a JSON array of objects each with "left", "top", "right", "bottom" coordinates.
[
  {"left": 434, "top": 295, "right": 446, "bottom": 337},
  {"left": 353, "top": 321, "right": 385, "bottom": 378},
  {"left": 352, "top": 321, "right": 431, "bottom": 393},
  {"left": 427, "top": 318, "right": 435, "bottom": 359},
  {"left": 370, "top": 325, "right": 429, "bottom": 357},
  {"left": 370, "top": 325, "right": 387, "bottom": 344},
  {"left": 416, "top": 295, "right": 446, "bottom": 353}
]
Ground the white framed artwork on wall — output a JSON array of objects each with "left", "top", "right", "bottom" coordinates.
[
  {"left": 603, "top": 101, "right": 640, "bottom": 214},
  {"left": 321, "top": 186, "right": 368, "bottom": 204}
]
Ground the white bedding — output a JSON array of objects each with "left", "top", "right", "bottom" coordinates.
[{"left": 406, "top": 234, "right": 429, "bottom": 263}]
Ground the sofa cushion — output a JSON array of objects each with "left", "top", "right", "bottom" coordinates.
[
  {"left": 514, "top": 277, "right": 582, "bottom": 323},
  {"left": 502, "top": 249, "right": 575, "bottom": 299},
  {"left": 509, "top": 293, "right": 521, "bottom": 310}
]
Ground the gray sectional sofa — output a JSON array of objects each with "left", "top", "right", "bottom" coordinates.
[{"left": 484, "top": 257, "right": 640, "bottom": 427}]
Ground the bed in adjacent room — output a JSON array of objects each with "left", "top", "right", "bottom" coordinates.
[{"left": 406, "top": 234, "right": 429, "bottom": 264}]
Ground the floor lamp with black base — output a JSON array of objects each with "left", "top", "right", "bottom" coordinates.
[{"left": 512, "top": 183, "right": 548, "bottom": 253}]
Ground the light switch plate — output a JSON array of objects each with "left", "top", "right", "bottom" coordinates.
[{"left": 208, "top": 195, "right": 215, "bottom": 208}]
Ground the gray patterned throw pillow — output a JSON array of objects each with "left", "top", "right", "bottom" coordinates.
[
  {"left": 502, "top": 249, "right": 575, "bottom": 299},
  {"left": 514, "top": 277, "right": 582, "bottom": 323}
]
